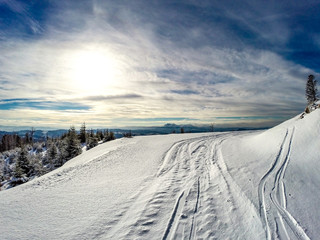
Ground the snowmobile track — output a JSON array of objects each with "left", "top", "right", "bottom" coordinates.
[
  {"left": 106, "top": 133, "right": 263, "bottom": 239},
  {"left": 258, "top": 127, "right": 310, "bottom": 240}
]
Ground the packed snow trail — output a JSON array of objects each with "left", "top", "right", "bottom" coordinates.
[
  {"left": 106, "top": 134, "right": 264, "bottom": 239},
  {"left": 258, "top": 127, "right": 310, "bottom": 240}
]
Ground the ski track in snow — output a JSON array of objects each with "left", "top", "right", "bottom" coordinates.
[
  {"left": 105, "top": 134, "right": 263, "bottom": 240},
  {"left": 258, "top": 127, "right": 310, "bottom": 240}
]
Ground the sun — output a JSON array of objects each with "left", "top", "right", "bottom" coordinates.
[{"left": 69, "top": 49, "right": 121, "bottom": 94}]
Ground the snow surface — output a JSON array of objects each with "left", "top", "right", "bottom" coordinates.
[{"left": 0, "top": 110, "right": 319, "bottom": 239}]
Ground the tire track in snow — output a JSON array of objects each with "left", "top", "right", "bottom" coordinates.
[{"left": 258, "top": 128, "right": 310, "bottom": 240}]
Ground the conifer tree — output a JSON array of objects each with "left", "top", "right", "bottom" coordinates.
[
  {"left": 55, "top": 140, "right": 66, "bottom": 167},
  {"left": 15, "top": 147, "right": 30, "bottom": 177},
  {"left": 79, "top": 122, "right": 87, "bottom": 144},
  {"left": 103, "top": 130, "right": 115, "bottom": 142},
  {"left": 29, "top": 153, "right": 46, "bottom": 176},
  {"left": 210, "top": 123, "right": 214, "bottom": 132},
  {"left": 89, "top": 129, "right": 94, "bottom": 138},
  {"left": 48, "top": 143, "right": 57, "bottom": 161},
  {"left": 65, "top": 126, "right": 82, "bottom": 160},
  {"left": 306, "top": 74, "right": 318, "bottom": 104},
  {"left": 25, "top": 132, "right": 30, "bottom": 144},
  {"left": 87, "top": 136, "right": 98, "bottom": 150},
  {"left": 96, "top": 130, "right": 104, "bottom": 141},
  {"left": 14, "top": 162, "right": 24, "bottom": 178},
  {"left": 47, "top": 142, "right": 58, "bottom": 168}
]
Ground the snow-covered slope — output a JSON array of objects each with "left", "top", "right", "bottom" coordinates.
[
  {"left": 222, "top": 109, "right": 320, "bottom": 240},
  {"left": 0, "top": 110, "right": 319, "bottom": 240}
]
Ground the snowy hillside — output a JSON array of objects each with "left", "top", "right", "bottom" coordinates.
[{"left": 0, "top": 110, "right": 319, "bottom": 239}]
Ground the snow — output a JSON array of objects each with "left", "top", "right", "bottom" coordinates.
[
  {"left": 222, "top": 110, "right": 320, "bottom": 239},
  {"left": 0, "top": 110, "right": 319, "bottom": 239}
]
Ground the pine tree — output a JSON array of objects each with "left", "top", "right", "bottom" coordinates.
[
  {"left": 14, "top": 163, "right": 24, "bottom": 178},
  {"left": 55, "top": 151, "right": 64, "bottom": 167},
  {"left": 15, "top": 147, "right": 30, "bottom": 177},
  {"left": 55, "top": 140, "right": 66, "bottom": 167},
  {"left": 89, "top": 129, "right": 94, "bottom": 138},
  {"left": 87, "top": 136, "right": 98, "bottom": 150},
  {"left": 47, "top": 141, "right": 58, "bottom": 168},
  {"left": 29, "top": 153, "right": 46, "bottom": 176},
  {"left": 306, "top": 74, "right": 318, "bottom": 105},
  {"left": 65, "top": 126, "right": 82, "bottom": 160},
  {"left": 25, "top": 132, "right": 30, "bottom": 144},
  {"left": 210, "top": 123, "right": 214, "bottom": 132},
  {"left": 96, "top": 130, "right": 104, "bottom": 141},
  {"left": 48, "top": 143, "right": 57, "bottom": 161},
  {"left": 103, "top": 129, "right": 109, "bottom": 142},
  {"left": 103, "top": 129, "right": 115, "bottom": 142},
  {"left": 79, "top": 122, "right": 87, "bottom": 144}
]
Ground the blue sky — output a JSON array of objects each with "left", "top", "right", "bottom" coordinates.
[{"left": 0, "top": 0, "right": 319, "bottom": 129}]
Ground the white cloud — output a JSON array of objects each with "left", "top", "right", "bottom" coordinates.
[{"left": 0, "top": 1, "right": 317, "bottom": 128}]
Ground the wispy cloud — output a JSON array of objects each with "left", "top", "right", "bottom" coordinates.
[
  {"left": 125, "top": 117, "right": 198, "bottom": 122},
  {"left": 81, "top": 94, "right": 143, "bottom": 102},
  {"left": 0, "top": 98, "right": 90, "bottom": 111},
  {"left": 0, "top": 0, "right": 319, "bottom": 128},
  {"left": 0, "top": 0, "right": 43, "bottom": 35}
]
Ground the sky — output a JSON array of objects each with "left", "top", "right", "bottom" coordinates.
[{"left": 0, "top": 0, "right": 319, "bottom": 129}]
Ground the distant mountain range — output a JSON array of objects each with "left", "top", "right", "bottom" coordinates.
[{"left": 0, "top": 123, "right": 268, "bottom": 141}]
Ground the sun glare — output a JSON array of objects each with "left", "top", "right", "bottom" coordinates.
[{"left": 69, "top": 49, "right": 121, "bottom": 94}]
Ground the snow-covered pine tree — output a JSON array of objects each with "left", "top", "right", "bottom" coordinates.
[
  {"left": 55, "top": 140, "right": 66, "bottom": 167},
  {"left": 28, "top": 153, "right": 46, "bottom": 176},
  {"left": 14, "top": 147, "right": 30, "bottom": 177},
  {"left": 47, "top": 142, "right": 58, "bottom": 168},
  {"left": 87, "top": 136, "right": 98, "bottom": 150},
  {"left": 65, "top": 126, "right": 82, "bottom": 160},
  {"left": 306, "top": 74, "right": 318, "bottom": 105}
]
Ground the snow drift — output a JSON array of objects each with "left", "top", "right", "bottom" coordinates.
[{"left": 0, "top": 110, "right": 319, "bottom": 239}]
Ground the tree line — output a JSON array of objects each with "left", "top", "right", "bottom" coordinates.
[
  {"left": 0, "top": 124, "right": 115, "bottom": 190},
  {"left": 0, "top": 129, "right": 36, "bottom": 152}
]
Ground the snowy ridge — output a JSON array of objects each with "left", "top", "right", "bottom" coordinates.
[{"left": 0, "top": 111, "right": 320, "bottom": 239}]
